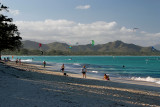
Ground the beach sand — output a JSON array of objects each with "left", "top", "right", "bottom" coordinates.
[{"left": 0, "top": 61, "right": 160, "bottom": 107}]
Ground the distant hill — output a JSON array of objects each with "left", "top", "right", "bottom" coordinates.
[
  {"left": 47, "top": 42, "right": 69, "bottom": 51},
  {"left": 22, "top": 40, "right": 152, "bottom": 53},
  {"left": 153, "top": 44, "right": 160, "bottom": 51},
  {"left": 22, "top": 40, "right": 49, "bottom": 51}
]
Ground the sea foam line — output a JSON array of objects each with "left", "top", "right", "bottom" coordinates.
[
  {"left": 131, "top": 76, "right": 160, "bottom": 84},
  {"left": 21, "top": 59, "right": 33, "bottom": 62}
]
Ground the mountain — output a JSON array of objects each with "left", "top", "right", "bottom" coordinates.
[
  {"left": 153, "top": 44, "right": 160, "bottom": 51},
  {"left": 22, "top": 40, "right": 49, "bottom": 51},
  {"left": 22, "top": 40, "right": 152, "bottom": 53},
  {"left": 47, "top": 42, "right": 69, "bottom": 51},
  {"left": 95, "top": 40, "right": 151, "bottom": 52}
]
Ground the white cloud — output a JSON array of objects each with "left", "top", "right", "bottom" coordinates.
[
  {"left": 9, "top": 9, "right": 20, "bottom": 15},
  {"left": 120, "top": 27, "right": 133, "bottom": 33},
  {"left": 14, "top": 19, "right": 160, "bottom": 46},
  {"left": 76, "top": 5, "right": 91, "bottom": 10}
]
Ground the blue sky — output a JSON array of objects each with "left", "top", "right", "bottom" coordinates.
[{"left": 1, "top": 0, "right": 160, "bottom": 46}]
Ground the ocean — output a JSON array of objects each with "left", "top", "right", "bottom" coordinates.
[{"left": 2, "top": 56, "right": 160, "bottom": 84}]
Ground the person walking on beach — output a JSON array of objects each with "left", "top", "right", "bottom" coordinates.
[
  {"left": 82, "top": 65, "right": 87, "bottom": 78},
  {"left": 19, "top": 58, "right": 21, "bottom": 65},
  {"left": 16, "top": 58, "right": 18, "bottom": 64},
  {"left": 61, "top": 64, "right": 65, "bottom": 73},
  {"left": 43, "top": 61, "right": 46, "bottom": 68}
]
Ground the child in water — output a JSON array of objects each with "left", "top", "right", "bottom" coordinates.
[{"left": 103, "top": 74, "right": 110, "bottom": 80}]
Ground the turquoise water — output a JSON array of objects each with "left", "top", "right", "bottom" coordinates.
[{"left": 2, "top": 56, "right": 160, "bottom": 84}]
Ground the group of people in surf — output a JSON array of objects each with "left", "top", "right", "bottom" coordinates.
[
  {"left": 15, "top": 58, "right": 21, "bottom": 65},
  {"left": 43, "top": 61, "right": 110, "bottom": 80},
  {"left": 3, "top": 57, "right": 10, "bottom": 62},
  {"left": 43, "top": 61, "right": 88, "bottom": 78},
  {"left": 61, "top": 63, "right": 110, "bottom": 80}
]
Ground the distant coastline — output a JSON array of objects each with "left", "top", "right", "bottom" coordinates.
[{"left": 2, "top": 52, "right": 160, "bottom": 56}]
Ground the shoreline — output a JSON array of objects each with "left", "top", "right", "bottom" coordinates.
[
  {"left": 5, "top": 60, "right": 160, "bottom": 87},
  {"left": 2, "top": 60, "right": 160, "bottom": 87},
  {"left": 0, "top": 61, "right": 160, "bottom": 106},
  {"left": 27, "top": 61, "right": 160, "bottom": 87}
]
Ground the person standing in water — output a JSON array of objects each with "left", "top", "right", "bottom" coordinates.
[
  {"left": 19, "top": 58, "right": 21, "bottom": 65},
  {"left": 61, "top": 64, "right": 65, "bottom": 73},
  {"left": 43, "top": 61, "right": 46, "bottom": 68},
  {"left": 82, "top": 66, "right": 87, "bottom": 78}
]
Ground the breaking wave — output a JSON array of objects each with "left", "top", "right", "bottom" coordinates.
[
  {"left": 21, "top": 59, "right": 33, "bottom": 62},
  {"left": 73, "top": 63, "right": 81, "bottom": 66},
  {"left": 91, "top": 71, "right": 99, "bottom": 73},
  {"left": 131, "top": 76, "right": 160, "bottom": 84}
]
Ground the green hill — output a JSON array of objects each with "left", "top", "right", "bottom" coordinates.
[
  {"left": 13, "top": 40, "right": 158, "bottom": 55},
  {"left": 22, "top": 40, "right": 152, "bottom": 53},
  {"left": 22, "top": 40, "right": 49, "bottom": 51},
  {"left": 3, "top": 40, "right": 159, "bottom": 55}
]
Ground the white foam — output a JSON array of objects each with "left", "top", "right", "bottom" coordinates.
[
  {"left": 73, "top": 63, "right": 81, "bottom": 66},
  {"left": 91, "top": 71, "right": 98, "bottom": 73},
  {"left": 21, "top": 59, "right": 33, "bottom": 62},
  {"left": 131, "top": 76, "right": 160, "bottom": 84},
  {"left": 156, "top": 81, "right": 160, "bottom": 84}
]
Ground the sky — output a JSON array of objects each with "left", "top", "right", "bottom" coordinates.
[{"left": 1, "top": 0, "right": 160, "bottom": 46}]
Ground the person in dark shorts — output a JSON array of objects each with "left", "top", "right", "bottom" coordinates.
[
  {"left": 82, "top": 66, "right": 87, "bottom": 78},
  {"left": 43, "top": 61, "right": 46, "bottom": 68},
  {"left": 61, "top": 64, "right": 65, "bottom": 73},
  {"left": 16, "top": 58, "right": 18, "bottom": 64}
]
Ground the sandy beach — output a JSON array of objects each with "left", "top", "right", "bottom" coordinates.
[{"left": 0, "top": 61, "right": 160, "bottom": 107}]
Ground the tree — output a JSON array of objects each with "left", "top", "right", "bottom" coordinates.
[{"left": 0, "top": 3, "right": 22, "bottom": 60}]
